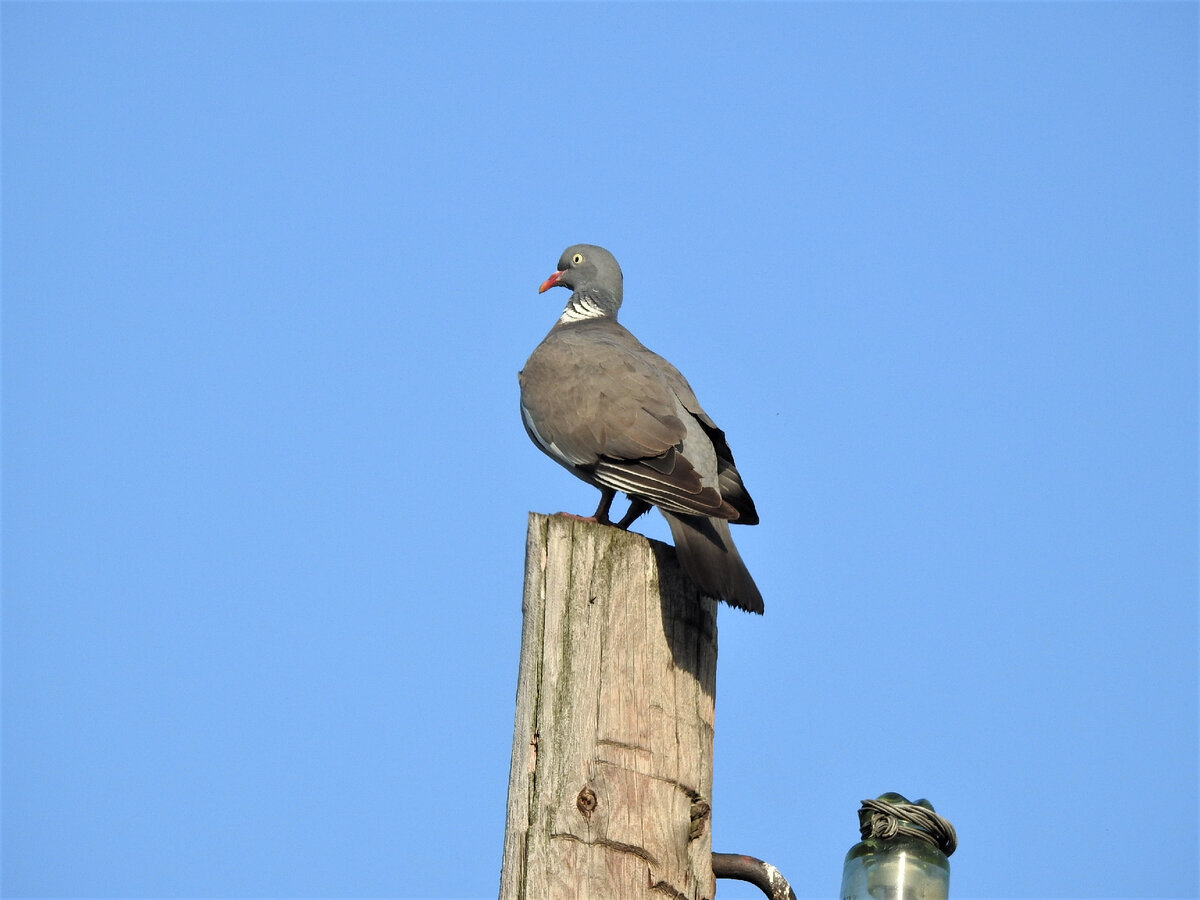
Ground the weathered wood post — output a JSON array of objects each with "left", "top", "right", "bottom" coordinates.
[{"left": 500, "top": 513, "right": 719, "bottom": 900}]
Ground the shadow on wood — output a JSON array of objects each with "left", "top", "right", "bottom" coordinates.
[
  {"left": 647, "top": 540, "right": 719, "bottom": 698},
  {"left": 499, "top": 513, "right": 719, "bottom": 900}
]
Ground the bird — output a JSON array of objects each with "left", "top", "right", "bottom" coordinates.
[{"left": 519, "top": 244, "right": 763, "bottom": 614}]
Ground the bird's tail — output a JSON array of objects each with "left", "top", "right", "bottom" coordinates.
[{"left": 662, "top": 512, "right": 764, "bottom": 614}]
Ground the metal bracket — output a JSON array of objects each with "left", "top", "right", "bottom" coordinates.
[{"left": 712, "top": 852, "right": 797, "bottom": 900}]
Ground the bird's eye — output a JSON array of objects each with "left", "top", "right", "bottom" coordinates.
[{"left": 571, "top": 253, "right": 585, "bottom": 265}]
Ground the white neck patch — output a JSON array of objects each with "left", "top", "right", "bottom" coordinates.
[{"left": 558, "top": 296, "right": 609, "bottom": 324}]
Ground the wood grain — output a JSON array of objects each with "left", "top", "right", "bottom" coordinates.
[{"left": 500, "top": 513, "right": 718, "bottom": 900}]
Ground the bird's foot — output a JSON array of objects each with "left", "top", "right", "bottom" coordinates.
[
  {"left": 615, "top": 499, "right": 652, "bottom": 531},
  {"left": 553, "top": 489, "right": 620, "bottom": 528}
]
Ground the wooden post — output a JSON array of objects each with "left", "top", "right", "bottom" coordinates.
[{"left": 500, "top": 513, "right": 719, "bottom": 900}]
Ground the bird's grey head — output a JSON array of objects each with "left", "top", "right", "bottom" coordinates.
[{"left": 539, "top": 244, "right": 623, "bottom": 323}]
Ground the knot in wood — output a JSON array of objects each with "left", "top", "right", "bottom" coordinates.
[
  {"left": 576, "top": 786, "right": 598, "bottom": 817},
  {"left": 689, "top": 798, "right": 711, "bottom": 840}
]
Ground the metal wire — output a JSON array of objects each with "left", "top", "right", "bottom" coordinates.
[{"left": 858, "top": 797, "right": 958, "bottom": 857}]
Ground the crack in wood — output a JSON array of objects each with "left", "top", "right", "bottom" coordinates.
[
  {"left": 549, "top": 831, "right": 660, "bottom": 867},
  {"left": 597, "top": 737, "right": 651, "bottom": 753},
  {"left": 592, "top": 758, "right": 702, "bottom": 799},
  {"left": 648, "top": 878, "right": 688, "bottom": 899}
]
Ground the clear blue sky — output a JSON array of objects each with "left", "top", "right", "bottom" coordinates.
[{"left": 3, "top": 3, "right": 1196, "bottom": 898}]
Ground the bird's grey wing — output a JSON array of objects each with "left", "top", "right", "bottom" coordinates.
[
  {"left": 632, "top": 343, "right": 759, "bottom": 525},
  {"left": 519, "top": 330, "right": 736, "bottom": 518}
]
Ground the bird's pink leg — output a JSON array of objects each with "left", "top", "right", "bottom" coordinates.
[{"left": 555, "top": 488, "right": 616, "bottom": 526}]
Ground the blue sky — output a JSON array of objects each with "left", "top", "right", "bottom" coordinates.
[{"left": 3, "top": 3, "right": 1196, "bottom": 898}]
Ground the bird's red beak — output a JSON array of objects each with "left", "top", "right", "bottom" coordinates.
[{"left": 538, "top": 270, "right": 564, "bottom": 293}]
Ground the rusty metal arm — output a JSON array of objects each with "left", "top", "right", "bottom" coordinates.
[{"left": 712, "top": 852, "right": 797, "bottom": 900}]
